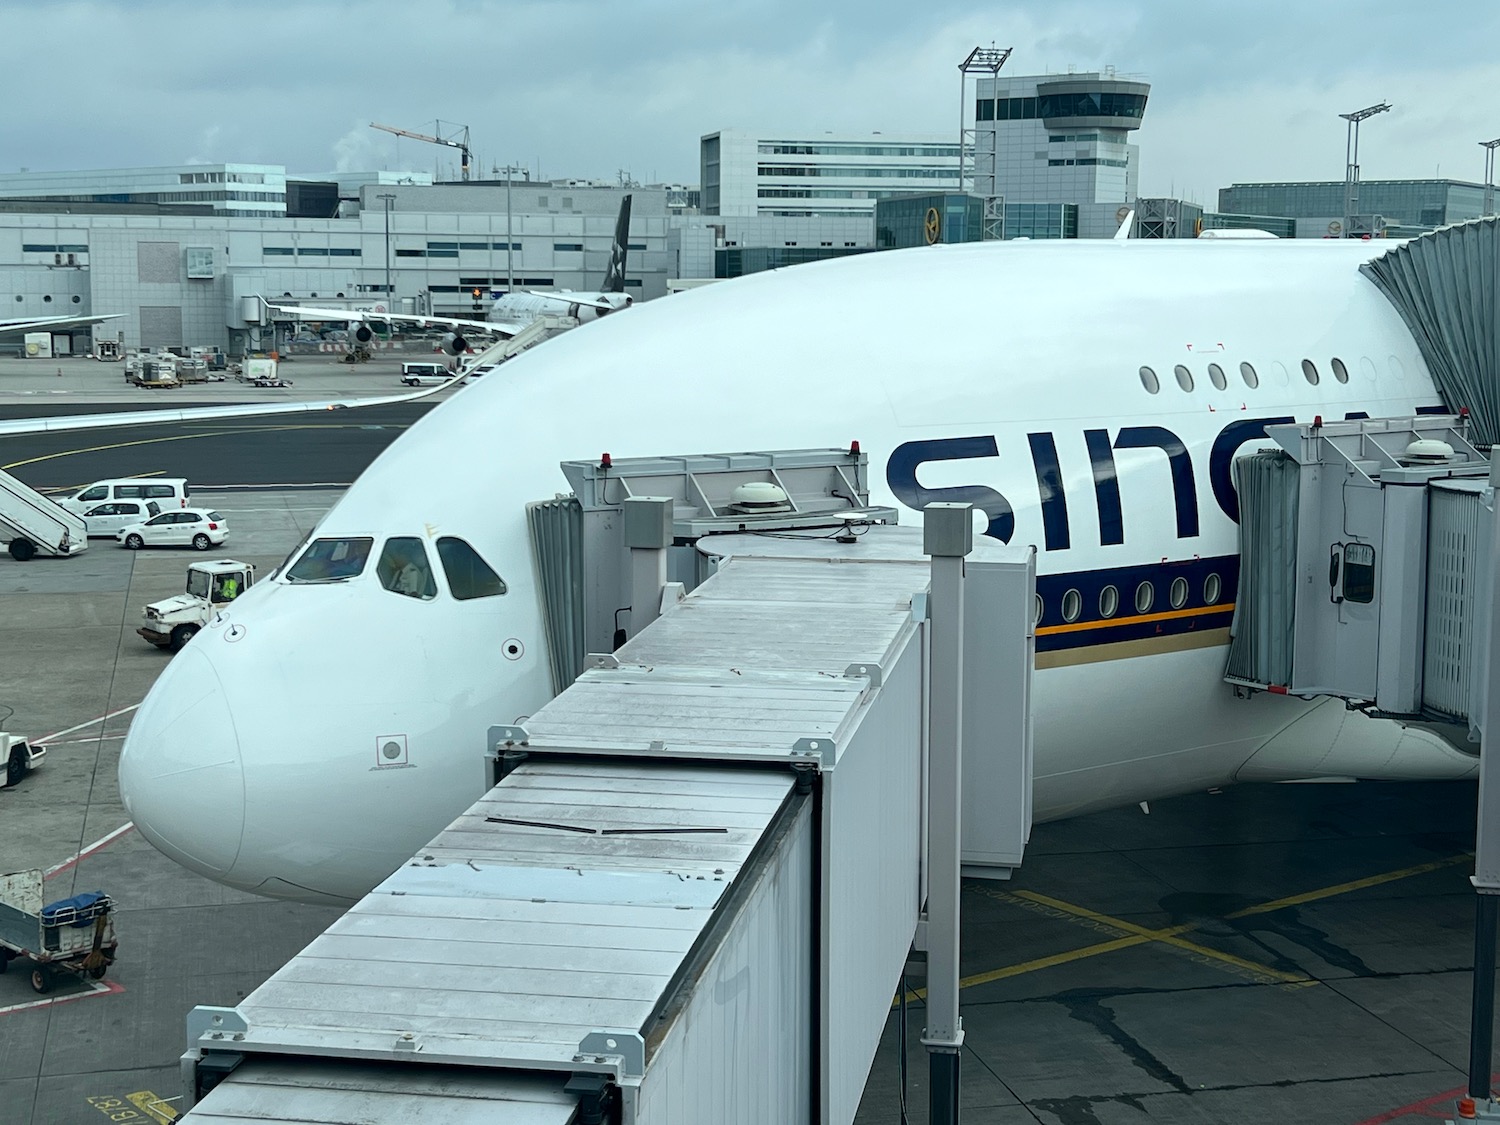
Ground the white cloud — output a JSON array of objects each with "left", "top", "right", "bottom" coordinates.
[{"left": 0, "top": 0, "right": 1495, "bottom": 197}]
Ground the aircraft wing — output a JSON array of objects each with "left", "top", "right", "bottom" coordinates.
[
  {"left": 0, "top": 314, "right": 124, "bottom": 336},
  {"left": 0, "top": 373, "right": 469, "bottom": 437},
  {"left": 521, "top": 291, "right": 619, "bottom": 311},
  {"left": 265, "top": 303, "right": 526, "bottom": 339}
]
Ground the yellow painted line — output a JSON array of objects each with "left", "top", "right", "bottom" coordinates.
[
  {"left": 1011, "top": 890, "right": 1311, "bottom": 984},
  {"left": 898, "top": 933, "right": 1157, "bottom": 1003},
  {"left": 1037, "top": 601, "right": 1235, "bottom": 636},
  {"left": 127, "top": 1090, "right": 178, "bottom": 1123},
  {"left": 1225, "top": 853, "right": 1472, "bottom": 919},
  {"left": 893, "top": 852, "right": 1474, "bottom": 1004}
]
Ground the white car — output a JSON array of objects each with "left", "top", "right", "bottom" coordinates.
[
  {"left": 81, "top": 499, "right": 163, "bottom": 537},
  {"left": 117, "top": 509, "right": 228, "bottom": 551}
]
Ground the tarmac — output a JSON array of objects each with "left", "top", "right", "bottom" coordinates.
[{"left": 0, "top": 357, "right": 1493, "bottom": 1125}]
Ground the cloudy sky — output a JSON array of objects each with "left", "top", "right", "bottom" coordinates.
[{"left": 3, "top": 1, "right": 1496, "bottom": 205}]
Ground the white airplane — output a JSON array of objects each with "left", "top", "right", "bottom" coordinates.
[
  {"left": 486, "top": 193, "right": 635, "bottom": 324},
  {"left": 266, "top": 194, "right": 636, "bottom": 349},
  {"left": 111, "top": 236, "right": 1477, "bottom": 907},
  {"left": 0, "top": 313, "right": 122, "bottom": 336}
]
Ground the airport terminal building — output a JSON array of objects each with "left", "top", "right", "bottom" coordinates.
[{"left": 0, "top": 166, "right": 892, "bottom": 353}]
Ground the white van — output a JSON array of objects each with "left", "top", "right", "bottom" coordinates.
[
  {"left": 399, "top": 362, "right": 454, "bottom": 387},
  {"left": 58, "top": 478, "right": 190, "bottom": 516}
]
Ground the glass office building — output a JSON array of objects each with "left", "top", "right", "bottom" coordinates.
[
  {"left": 1004, "top": 203, "right": 1078, "bottom": 240},
  {"left": 875, "top": 193, "right": 986, "bottom": 248},
  {"left": 714, "top": 245, "right": 877, "bottom": 278},
  {"left": 1217, "top": 180, "right": 1486, "bottom": 236}
]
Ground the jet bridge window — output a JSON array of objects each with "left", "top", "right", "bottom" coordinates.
[
  {"left": 286, "top": 537, "right": 374, "bottom": 582},
  {"left": 377, "top": 537, "right": 437, "bottom": 600},
  {"left": 435, "top": 537, "right": 507, "bottom": 600},
  {"left": 1330, "top": 542, "right": 1376, "bottom": 604}
]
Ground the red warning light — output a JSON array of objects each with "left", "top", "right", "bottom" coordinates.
[
  {"left": 849, "top": 440, "right": 861, "bottom": 456},
  {"left": 600, "top": 452, "right": 612, "bottom": 469}
]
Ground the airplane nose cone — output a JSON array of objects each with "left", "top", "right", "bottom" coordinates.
[{"left": 119, "top": 646, "right": 245, "bottom": 878}]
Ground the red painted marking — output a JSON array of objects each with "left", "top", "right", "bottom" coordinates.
[
  {"left": 44, "top": 823, "right": 135, "bottom": 880},
  {"left": 1349, "top": 1078, "right": 1499, "bottom": 1124}
]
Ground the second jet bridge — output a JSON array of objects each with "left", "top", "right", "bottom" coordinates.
[{"left": 1227, "top": 414, "right": 1493, "bottom": 738}]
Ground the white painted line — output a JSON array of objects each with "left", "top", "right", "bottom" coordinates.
[
  {"left": 45, "top": 822, "right": 136, "bottom": 879},
  {"left": 41, "top": 735, "right": 126, "bottom": 747},
  {"left": 0, "top": 978, "right": 122, "bottom": 1016},
  {"left": 35, "top": 704, "right": 140, "bottom": 746}
]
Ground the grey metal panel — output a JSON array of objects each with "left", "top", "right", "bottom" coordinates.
[
  {"left": 1225, "top": 450, "right": 1300, "bottom": 686},
  {"left": 1360, "top": 217, "right": 1500, "bottom": 446},
  {"left": 526, "top": 496, "right": 586, "bottom": 693},
  {"left": 137, "top": 240, "right": 180, "bottom": 283},
  {"left": 1425, "top": 480, "right": 1486, "bottom": 718},
  {"left": 138, "top": 304, "right": 183, "bottom": 349},
  {"left": 821, "top": 633, "right": 924, "bottom": 1125},
  {"left": 634, "top": 798, "right": 814, "bottom": 1125},
  {"left": 692, "top": 532, "right": 1036, "bottom": 872},
  {"left": 229, "top": 761, "right": 795, "bottom": 1075},
  {"left": 522, "top": 666, "right": 871, "bottom": 764},
  {"left": 186, "top": 1058, "right": 575, "bottom": 1124}
]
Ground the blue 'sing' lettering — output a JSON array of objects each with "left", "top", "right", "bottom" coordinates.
[
  {"left": 1026, "top": 432, "right": 1070, "bottom": 551},
  {"left": 1083, "top": 429, "right": 1123, "bottom": 546},
  {"left": 1208, "top": 417, "right": 1292, "bottom": 523},
  {"left": 886, "top": 436, "right": 1015, "bottom": 542},
  {"left": 1113, "top": 426, "right": 1199, "bottom": 539}
]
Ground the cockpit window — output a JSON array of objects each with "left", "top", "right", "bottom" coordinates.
[
  {"left": 286, "top": 537, "right": 374, "bottom": 582},
  {"left": 377, "top": 537, "right": 437, "bottom": 600},
  {"left": 436, "top": 536, "right": 508, "bottom": 600}
]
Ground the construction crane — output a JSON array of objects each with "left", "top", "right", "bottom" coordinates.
[{"left": 369, "top": 121, "right": 472, "bottom": 182}]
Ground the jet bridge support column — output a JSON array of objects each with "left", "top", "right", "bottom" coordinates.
[
  {"left": 923, "top": 502, "right": 971, "bottom": 1125},
  {"left": 1467, "top": 459, "right": 1500, "bottom": 1114}
]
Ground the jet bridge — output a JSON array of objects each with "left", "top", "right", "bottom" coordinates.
[
  {"left": 1226, "top": 414, "right": 1491, "bottom": 735},
  {"left": 176, "top": 455, "right": 1035, "bottom": 1125},
  {"left": 1225, "top": 414, "right": 1500, "bottom": 1117}
]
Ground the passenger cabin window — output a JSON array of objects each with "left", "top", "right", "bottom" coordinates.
[
  {"left": 1174, "top": 365, "right": 1194, "bottom": 392},
  {"left": 377, "top": 537, "right": 437, "bottom": 600},
  {"left": 1331, "top": 357, "right": 1350, "bottom": 384},
  {"left": 287, "top": 537, "right": 374, "bottom": 582},
  {"left": 1207, "top": 363, "right": 1227, "bottom": 390},
  {"left": 1240, "top": 362, "right": 1259, "bottom": 389},
  {"left": 1138, "top": 366, "right": 1159, "bottom": 394},
  {"left": 1099, "top": 585, "right": 1119, "bottom": 618},
  {"left": 1302, "top": 359, "right": 1320, "bottom": 385},
  {"left": 436, "top": 537, "right": 507, "bottom": 600}
]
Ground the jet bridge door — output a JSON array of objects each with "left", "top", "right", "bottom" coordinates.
[{"left": 1287, "top": 458, "right": 1387, "bottom": 701}]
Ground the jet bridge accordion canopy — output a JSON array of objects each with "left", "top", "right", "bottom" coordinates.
[{"left": 1361, "top": 216, "right": 1500, "bottom": 447}]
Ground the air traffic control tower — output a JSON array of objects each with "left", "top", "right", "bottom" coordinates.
[{"left": 971, "top": 70, "right": 1150, "bottom": 240}]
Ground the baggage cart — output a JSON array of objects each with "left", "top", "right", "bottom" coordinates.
[{"left": 0, "top": 870, "right": 117, "bottom": 993}]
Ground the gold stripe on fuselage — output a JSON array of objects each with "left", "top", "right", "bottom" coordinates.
[{"left": 1036, "top": 627, "right": 1232, "bottom": 669}]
